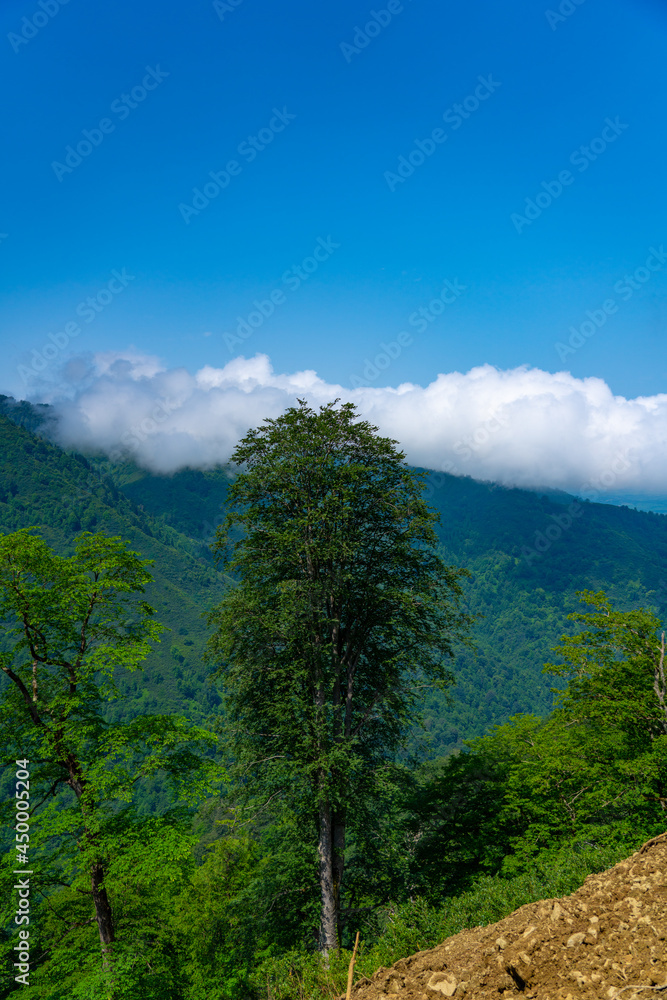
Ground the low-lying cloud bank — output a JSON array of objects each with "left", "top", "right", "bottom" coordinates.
[{"left": 39, "top": 352, "right": 667, "bottom": 497}]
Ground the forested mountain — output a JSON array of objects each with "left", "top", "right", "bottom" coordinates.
[
  {"left": 1, "top": 394, "right": 667, "bottom": 752},
  {"left": 0, "top": 400, "right": 227, "bottom": 739},
  {"left": 421, "top": 472, "right": 667, "bottom": 745},
  {"left": 116, "top": 454, "right": 667, "bottom": 748},
  {"left": 2, "top": 395, "right": 667, "bottom": 1000}
]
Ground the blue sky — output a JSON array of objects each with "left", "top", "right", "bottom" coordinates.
[{"left": 1, "top": 0, "right": 667, "bottom": 499}]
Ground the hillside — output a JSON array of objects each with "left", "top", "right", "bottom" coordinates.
[
  {"left": 96, "top": 449, "right": 667, "bottom": 747},
  {"left": 419, "top": 472, "right": 667, "bottom": 745},
  {"left": 2, "top": 395, "right": 667, "bottom": 752},
  {"left": 0, "top": 405, "right": 228, "bottom": 745},
  {"left": 349, "top": 832, "right": 667, "bottom": 1000}
]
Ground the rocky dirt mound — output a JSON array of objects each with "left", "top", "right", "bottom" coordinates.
[{"left": 349, "top": 833, "right": 667, "bottom": 1000}]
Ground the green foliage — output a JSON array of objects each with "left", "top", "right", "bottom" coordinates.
[
  {"left": 498, "top": 591, "right": 667, "bottom": 869},
  {"left": 3, "top": 400, "right": 667, "bottom": 997},
  {"left": 0, "top": 530, "right": 218, "bottom": 812},
  {"left": 172, "top": 836, "right": 263, "bottom": 999},
  {"left": 250, "top": 841, "right": 629, "bottom": 1000},
  {"left": 1, "top": 815, "right": 195, "bottom": 1000},
  {"left": 208, "top": 401, "right": 472, "bottom": 764},
  {"left": 401, "top": 721, "right": 533, "bottom": 898},
  {"left": 406, "top": 592, "right": 667, "bottom": 899},
  {"left": 416, "top": 473, "right": 667, "bottom": 749},
  {"left": 250, "top": 948, "right": 353, "bottom": 1000},
  {"left": 0, "top": 529, "right": 222, "bottom": 998},
  {"left": 356, "top": 841, "right": 627, "bottom": 971},
  {"left": 206, "top": 400, "right": 472, "bottom": 950},
  {"left": 0, "top": 526, "right": 163, "bottom": 681},
  {"left": 0, "top": 409, "right": 228, "bottom": 743},
  {"left": 4, "top": 399, "right": 667, "bottom": 756}
]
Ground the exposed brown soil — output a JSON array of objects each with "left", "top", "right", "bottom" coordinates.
[{"left": 348, "top": 833, "right": 667, "bottom": 1000}]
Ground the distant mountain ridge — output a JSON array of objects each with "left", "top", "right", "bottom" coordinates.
[
  {"left": 583, "top": 492, "right": 667, "bottom": 515},
  {"left": 2, "top": 394, "right": 667, "bottom": 752}
]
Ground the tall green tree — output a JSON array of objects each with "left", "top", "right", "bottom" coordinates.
[
  {"left": 541, "top": 590, "right": 667, "bottom": 835},
  {"left": 407, "top": 591, "right": 667, "bottom": 892},
  {"left": 206, "top": 400, "right": 472, "bottom": 954},
  {"left": 490, "top": 593, "right": 667, "bottom": 869},
  {"left": 0, "top": 528, "right": 218, "bottom": 988}
]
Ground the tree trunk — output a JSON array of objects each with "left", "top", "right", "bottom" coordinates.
[
  {"left": 317, "top": 795, "right": 337, "bottom": 957},
  {"left": 91, "top": 859, "right": 115, "bottom": 953},
  {"left": 67, "top": 755, "right": 115, "bottom": 958},
  {"left": 332, "top": 808, "right": 346, "bottom": 948}
]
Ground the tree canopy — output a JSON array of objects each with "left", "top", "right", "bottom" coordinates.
[
  {"left": 404, "top": 591, "right": 667, "bottom": 898},
  {"left": 206, "top": 399, "right": 472, "bottom": 953},
  {"left": 0, "top": 529, "right": 219, "bottom": 995}
]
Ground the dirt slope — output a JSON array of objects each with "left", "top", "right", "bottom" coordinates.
[{"left": 349, "top": 833, "right": 667, "bottom": 1000}]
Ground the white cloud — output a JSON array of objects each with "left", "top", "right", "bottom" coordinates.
[{"left": 40, "top": 352, "right": 667, "bottom": 494}]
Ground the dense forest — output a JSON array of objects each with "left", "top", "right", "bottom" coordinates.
[{"left": 1, "top": 396, "right": 666, "bottom": 999}]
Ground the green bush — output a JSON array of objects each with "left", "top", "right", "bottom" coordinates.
[{"left": 250, "top": 842, "right": 631, "bottom": 1000}]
